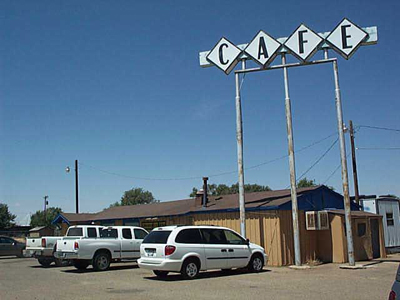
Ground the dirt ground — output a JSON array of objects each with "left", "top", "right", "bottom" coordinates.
[{"left": 0, "top": 254, "right": 399, "bottom": 300}]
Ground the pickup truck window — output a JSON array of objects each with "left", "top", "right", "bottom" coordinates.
[
  {"left": 142, "top": 231, "right": 171, "bottom": 244},
  {"left": 67, "top": 228, "right": 83, "bottom": 237},
  {"left": 100, "top": 228, "right": 118, "bottom": 238},
  {"left": 87, "top": 228, "right": 97, "bottom": 238},
  {"left": 122, "top": 229, "right": 132, "bottom": 239},
  {"left": 134, "top": 229, "right": 148, "bottom": 240}
]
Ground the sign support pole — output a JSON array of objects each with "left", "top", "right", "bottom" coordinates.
[
  {"left": 235, "top": 59, "right": 246, "bottom": 238},
  {"left": 282, "top": 53, "right": 301, "bottom": 266},
  {"left": 332, "top": 60, "right": 355, "bottom": 266}
]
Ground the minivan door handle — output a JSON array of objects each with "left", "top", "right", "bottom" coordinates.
[
  {"left": 221, "top": 249, "right": 227, "bottom": 252},
  {"left": 228, "top": 249, "right": 234, "bottom": 252}
]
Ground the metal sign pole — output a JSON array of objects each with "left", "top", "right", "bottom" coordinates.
[
  {"left": 235, "top": 59, "right": 246, "bottom": 238},
  {"left": 282, "top": 53, "right": 301, "bottom": 266},
  {"left": 332, "top": 60, "right": 355, "bottom": 266}
]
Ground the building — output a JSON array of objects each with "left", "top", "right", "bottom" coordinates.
[
  {"left": 53, "top": 185, "right": 386, "bottom": 266},
  {"left": 29, "top": 226, "right": 54, "bottom": 238},
  {"left": 360, "top": 195, "right": 400, "bottom": 250}
]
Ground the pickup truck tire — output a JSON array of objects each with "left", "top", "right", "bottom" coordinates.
[
  {"left": 153, "top": 270, "right": 169, "bottom": 278},
  {"left": 54, "top": 258, "right": 67, "bottom": 267},
  {"left": 93, "top": 252, "right": 111, "bottom": 271},
  {"left": 38, "top": 258, "right": 52, "bottom": 268},
  {"left": 73, "top": 260, "right": 90, "bottom": 270}
]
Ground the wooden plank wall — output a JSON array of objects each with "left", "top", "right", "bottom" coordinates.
[{"left": 192, "top": 211, "right": 283, "bottom": 266}]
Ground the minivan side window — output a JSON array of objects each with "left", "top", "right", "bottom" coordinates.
[
  {"left": 224, "top": 230, "right": 246, "bottom": 245},
  {"left": 200, "top": 229, "right": 228, "bottom": 244},
  {"left": 87, "top": 227, "right": 97, "bottom": 238},
  {"left": 122, "top": 228, "right": 133, "bottom": 239},
  {"left": 134, "top": 229, "right": 148, "bottom": 240},
  {"left": 175, "top": 229, "right": 203, "bottom": 244}
]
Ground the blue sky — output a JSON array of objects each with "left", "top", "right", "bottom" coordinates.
[{"left": 1, "top": 0, "right": 399, "bottom": 224}]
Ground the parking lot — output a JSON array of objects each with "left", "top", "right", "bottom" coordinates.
[{"left": 0, "top": 255, "right": 398, "bottom": 300}]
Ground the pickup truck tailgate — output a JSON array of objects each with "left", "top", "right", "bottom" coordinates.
[
  {"left": 26, "top": 238, "right": 42, "bottom": 250},
  {"left": 56, "top": 238, "right": 77, "bottom": 253}
]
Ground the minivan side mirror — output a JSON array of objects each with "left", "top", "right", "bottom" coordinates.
[{"left": 245, "top": 239, "right": 250, "bottom": 246}]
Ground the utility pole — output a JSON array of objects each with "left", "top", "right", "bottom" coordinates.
[
  {"left": 349, "top": 120, "right": 360, "bottom": 206},
  {"left": 75, "top": 160, "right": 79, "bottom": 214},
  {"left": 44, "top": 195, "right": 48, "bottom": 220}
]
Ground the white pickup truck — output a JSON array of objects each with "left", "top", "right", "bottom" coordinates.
[
  {"left": 55, "top": 226, "right": 149, "bottom": 271},
  {"left": 24, "top": 225, "right": 103, "bottom": 267}
]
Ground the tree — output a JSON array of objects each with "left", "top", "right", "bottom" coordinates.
[
  {"left": 111, "top": 188, "right": 158, "bottom": 208},
  {"left": 0, "top": 203, "right": 16, "bottom": 229},
  {"left": 30, "top": 207, "right": 62, "bottom": 228},
  {"left": 190, "top": 183, "right": 271, "bottom": 197},
  {"left": 297, "top": 178, "right": 317, "bottom": 188}
]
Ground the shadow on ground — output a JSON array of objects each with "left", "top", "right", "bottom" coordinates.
[
  {"left": 145, "top": 268, "right": 271, "bottom": 282},
  {"left": 62, "top": 264, "right": 139, "bottom": 274}
]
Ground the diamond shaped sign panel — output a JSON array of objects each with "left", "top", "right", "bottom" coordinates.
[
  {"left": 206, "top": 37, "right": 242, "bottom": 75},
  {"left": 244, "top": 30, "right": 281, "bottom": 67},
  {"left": 284, "top": 24, "right": 323, "bottom": 62},
  {"left": 326, "top": 18, "right": 368, "bottom": 60}
]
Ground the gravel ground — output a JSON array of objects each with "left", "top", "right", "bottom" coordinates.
[{"left": 0, "top": 255, "right": 398, "bottom": 300}]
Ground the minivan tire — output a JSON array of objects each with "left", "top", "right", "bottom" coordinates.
[
  {"left": 153, "top": 270, "right": 169, "bottom": 278},
  {"left": 248, "top": 254, "right": 264, "bottom": 272},
  {"left": 181, "top": 258, "right": 200, "bottom": 280},
  {"left": 93, "top": 252, "right": 111, "bottom": 271}
]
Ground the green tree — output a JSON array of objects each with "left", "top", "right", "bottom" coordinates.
[
  {"left": 30, "top": 207, "right": 62, "bottom": 228},
  {"left": 111, "top": 188, "right": 158, "bottom": 207},
  {"left": 297, "top": 178, "right": 317, "bottom": 188},
  {"left": 0, "top": 203, "right": 16, "bottom": 229},
  {"left": 190, "top": 183, "right": 271, "bottom": 197}
]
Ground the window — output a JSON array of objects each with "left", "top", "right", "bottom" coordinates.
[
  {"left": 122, "top": 229, "right": 132, "bottom": 239},
  {"left": 134, "top": 229, "right": 148, "bottom": 240},
  {"left": 357, "top": 223, "right": 366, "bottom": 237},
  {"left": 67, "top": 228, "right": 83, "bottom": 237},
  {"left": 200, "top": 229, "right": 227, "bottom": 244},
  {"left": 100, "top": 228, "right": 118, "bottom": 238},
  {"left": 142, "top": 231, "right": 171, "bottom": 244},
  {"left": 87, "top": 228, "right": 97, "bottom": 238},
  {"left": 175, "top": 229, "right": 203, "bottom": 244},
  {"left": 387, "top": 213, "right": 394, "bottom": 226},
  {"left": 0, "top": 237, "right": 13, "bottom": 244},
  {"left": 224, "top": 230, "right": 246, "bottom": 245},
  {"left": 141, "top": 221, "right": 166, "bottom": 232}
]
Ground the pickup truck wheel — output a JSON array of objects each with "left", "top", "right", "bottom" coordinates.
[
  {"left": 153, "top": 270, "right": 169, "bottom": 278},
  {"left": 54, "top": 258, "right": 67, "bottom": 267},
  {"left": 38, "top": 258, "right": 52, "bottom": 268},
  {"left": 93, "top": 252, "right": 111, "bottom": 271},
  {"left": 73, "top": 260, "right": 89, "bottom": 270}
]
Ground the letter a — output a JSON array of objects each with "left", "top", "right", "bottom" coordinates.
[{"left": 258, "top": 37, "right": 269, "bottom": 60}]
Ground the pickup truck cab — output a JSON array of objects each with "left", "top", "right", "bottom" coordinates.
[
  {"left": 25, "top": 225, "right": 103, "bottom": 267},
  {"left": 55, "top": 226, "right": 148, "bottom": 271}
]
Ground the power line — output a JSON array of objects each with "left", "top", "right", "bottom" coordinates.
[
  {"left": 80, "top": 131, "right": 338, "bottom": 181},
  {"left": 358, "top": 125, "right": 400, "bottom": 133},
  {"left": 356, "top": 147, "right": 400, "bottom": 150},
  {"left": 323, "top": 153, "right": 351, "bottom": 184}
]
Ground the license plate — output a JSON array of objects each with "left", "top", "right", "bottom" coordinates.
[{"left": 145, "top": 248, "right": 156, "bottom": 257}]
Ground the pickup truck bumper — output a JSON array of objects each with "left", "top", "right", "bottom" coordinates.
[
  {"left": 54, "top": 251, "right": 79, "bottom": 260},
  {"left": 23, "top": 249, "right": 53, "bottom": 258}
]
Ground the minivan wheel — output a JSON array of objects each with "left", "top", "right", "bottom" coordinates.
[
  {"left": 93, "top": 252, "right": 111, "bottom": 271},
  {"left": 153, "top": 270, "right": 169, "bottom": 278},
  {"left": 248, "top": 254, "right": 264, "bottom": 272},
  {"left": 181, "top": 259, "right": 200, "bottom": 280}
]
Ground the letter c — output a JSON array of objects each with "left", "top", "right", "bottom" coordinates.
[{"left": 219, "top": 43, "right": 229, "bottom": 65}]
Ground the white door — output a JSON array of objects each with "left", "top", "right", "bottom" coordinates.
[
  {"left": 121, "top": 228, "right": 136, "bottom": 259},
  {"left": 223, "top": 230, "right": 251, "bottom": 268},
  {"left": 200, "top": 229, "right": 228, "bottom": 270}
]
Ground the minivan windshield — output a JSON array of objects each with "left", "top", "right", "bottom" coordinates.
[
  {"left": 143, "top": 231, "right": 171, "bottom": 244},
  {"left": 67, "top": 227, "right": 83, "bottom": 237}
]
